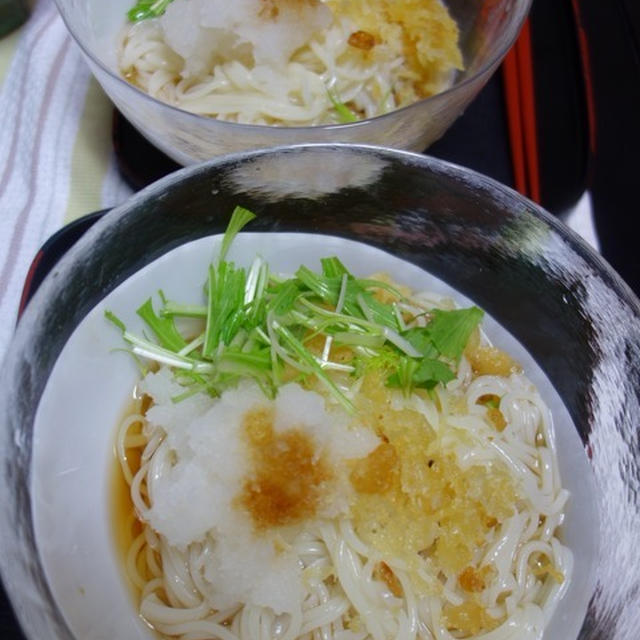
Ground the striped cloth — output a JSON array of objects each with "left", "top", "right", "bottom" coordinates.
[{"left": 0, "top": 0, "right": 133, "bottom": 361}]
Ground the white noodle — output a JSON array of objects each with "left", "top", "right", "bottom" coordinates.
[
  {"left": 115, "top": 285, "right": 573, "bottom": 640},
  {"left": 116, "top": 1, "right": 460, "bottom": 126}
]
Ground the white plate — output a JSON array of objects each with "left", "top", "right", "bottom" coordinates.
[{"left": 32, "top": 233, "right": 599, "bottom": 640}]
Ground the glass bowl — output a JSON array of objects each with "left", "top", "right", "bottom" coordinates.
[
  {"left": 1, "top": 144, "right": 638, "bottom": 640},
  {"left": 52, "top": 0, "right": 531, "bottom": 164}
]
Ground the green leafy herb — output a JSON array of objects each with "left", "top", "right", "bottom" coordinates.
[
  {"left": 137, "top": 298, "right": 187, "bottom": 352},
  {"left": 401, "top": 328, "right": 440, "bottom": 359},
  {"left": 356, "top": 291, "right": 399, "bottom": 331},
  {"left": 106, "top": 207, "right": 486, "bottom": 411},
  {"left": 412, "top": 358, "right": 456, "bottom": 389},
  {"left": 267, "top": 279, "right": 300, "bottom": 316},
  {"left": 386, "top": 356, "right": 455, "bottom": 392},
  {"left": 426, "top": 307, "right": 484, "bottom": 360},
  {"left": 321, "top": 257, "right": 351, "bottom": 278},
  {"left": 220, "top": 206, "right": 256, "bottom": 263},
  {"left": 127, "top": 0, "right": 174, "bottom": 22},
  {"left": 203, "top": 261, "right": 247, "bottom": 355},
  {"left": 273, "top": 321, "right": 354, "bottom": 413},
  {"left": 384, "top": 308, "right": 483, "bottom": 394},
  {"left": 105, "top": 310, "right": 126, "bottom": 333},
  {"left": 385, "top": 358, "right": 418, "bottom": 392},
  {"left": 327, "top": 89, "right": 358, "bottom": 123}
]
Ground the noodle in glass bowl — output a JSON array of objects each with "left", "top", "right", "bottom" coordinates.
[
  {"left": 51, "top": 0, "right": 531, "bottom": 164},
  {"left": 1, "top": 144, "right": 639, "bottom": 640}
]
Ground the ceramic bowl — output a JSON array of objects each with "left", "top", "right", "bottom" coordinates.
[{"left": 1, "top": 145, "right": 639, "bottom": 640}]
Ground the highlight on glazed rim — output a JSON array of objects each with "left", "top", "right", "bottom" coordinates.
[
  {"left": 117, "top": 0, "right": 463, "bottom": 125},
  {"left": 108, "top": 207, "right": 573, "bottom": 640}
]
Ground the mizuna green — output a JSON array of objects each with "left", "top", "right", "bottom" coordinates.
[{"left": 106, "top": 206, "right": 484, "bottom": 411}]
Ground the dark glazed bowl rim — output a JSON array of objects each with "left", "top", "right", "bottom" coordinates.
[
  {"left": 17, "top": 143, "right": 640, "bottom": 315},
  {"left": 1, "top": 143, "right": 639, "bottom": 640}
]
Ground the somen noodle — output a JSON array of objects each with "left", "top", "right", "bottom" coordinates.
[
  {"left": 111, "top": 211, "right": 572, "bottom": 640},
  {"left": 117, "top": 0, "right": 463, "bottom": 125}
]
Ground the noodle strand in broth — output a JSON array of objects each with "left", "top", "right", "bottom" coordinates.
[{"left": 114, "top": 284, "right": 572, "bottom": 640}]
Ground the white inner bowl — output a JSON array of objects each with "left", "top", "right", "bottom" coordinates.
[{"left": 31, "top": 233, "right": 599, "bottom": 640}]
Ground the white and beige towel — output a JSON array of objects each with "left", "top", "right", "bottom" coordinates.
[{"left": 0, "top": 0, "right": 132, "bottom": 360}]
